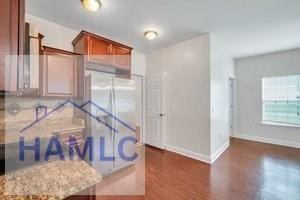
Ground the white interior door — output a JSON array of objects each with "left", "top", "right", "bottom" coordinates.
[{"left": 145, "top": 75, "right": 165, "bottom": 149}]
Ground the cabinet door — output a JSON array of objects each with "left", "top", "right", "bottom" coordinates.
[
  {"left": 0, "top": 0, "right": 24, "bottom": 92},
  {"left": 87, "top": 36, "right": 111, "bottom": 65},
  {"left": 111, "top": 45, "right": 131, "bottom": 70},
  {"left": 41, "top": 52, "right": 78, "bottom": 97}
]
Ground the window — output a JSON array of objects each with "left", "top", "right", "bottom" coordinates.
[{"left": 262, "top": 75, "right": 300, "bottom": 126}]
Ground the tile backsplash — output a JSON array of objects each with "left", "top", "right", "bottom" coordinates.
[{"left": 1, "top": 98, "right": 74, "bottom": 125}]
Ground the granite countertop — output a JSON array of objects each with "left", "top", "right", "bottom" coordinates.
[
  {"left": 0, "top": 118, "right": 85, "bottom": 144},
  {"left": 0, "top": 157, "right": 102, "bottom": 200}
]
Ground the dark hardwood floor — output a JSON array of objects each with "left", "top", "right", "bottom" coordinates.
[{"left": 81, "top": 138, "right": 300, "bottom": 200}]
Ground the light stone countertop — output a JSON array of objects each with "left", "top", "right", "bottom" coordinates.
[
  {"left": 0, "top": 157, "right": 102, "bottom": 200},
  {"left": 0, "top": 118, "right": 85, "bottom": 145}
]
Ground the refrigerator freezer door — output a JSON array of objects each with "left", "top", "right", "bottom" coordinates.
[
  {"left": 113, "top": 77, "right": 137, "bottom": 169},
  {"left": 89, "top": 72, "right": 115, "bottom": 175}
]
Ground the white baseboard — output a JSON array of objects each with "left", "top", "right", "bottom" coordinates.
[
  {"left": 232, "top": 134, "right": 300, "bottom": 149},
  {"left": 210, "top": 141, "right": 230, "bottom": 163},
  {"left": 166, "top": 144, "right": 211, "bottom": 164}
]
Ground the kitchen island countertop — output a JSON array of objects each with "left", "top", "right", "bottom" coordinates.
[{"left": 0, "top": 157, "right": 102, "bottom": 200}]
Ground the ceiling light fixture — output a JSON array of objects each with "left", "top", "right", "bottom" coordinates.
[
  {"left": 81, "top": 0, "right": 101, "bottom": 12},
  {"left": 144, "top": 31, "right": 158, "bottom": 40}
]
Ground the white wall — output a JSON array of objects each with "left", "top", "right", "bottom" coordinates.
[
  {"left": 25, "top": 14, "right": 146, "bottom": 76},
  {"left": 209, "top": 25, "right": 300, "bottom": 153},
  {"left": 234, "top": 48, "right": 300, "bottom": 148},
  {"left": 209, "top": 33, "right": 234, "bottom": 158},
  {"left": 131, "top": 51, "right": 146, "bottom": 76},
  {"left": 146, "top": 34, "right": 211, "bottom": 159},
  {"left": 25, "top": 14, "right": 78, "bottom": 52},
  {"left": 206, "top": 17, "right": 300, "bottom": 155}
]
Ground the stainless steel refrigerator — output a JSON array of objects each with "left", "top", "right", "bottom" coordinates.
[{"left": 85, "top": 70, "right": 136, "bottom": 175}]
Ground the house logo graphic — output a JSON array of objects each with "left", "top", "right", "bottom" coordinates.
[
  {"left": 18, "top": 100, "right": 138, "bottom": 162},
  {"left": 20, "top": 99, "right": 136, "bottom": 133}
]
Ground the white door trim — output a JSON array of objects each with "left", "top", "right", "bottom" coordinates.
[
  {"left": 132, "top": 74, "right": 145, "bottom": 146},
  {"left": 229, "top": 77, "right": 235, "bottom": 137},
  {"left": 162, "top": 73, "right": 167, "bottom": 149}
]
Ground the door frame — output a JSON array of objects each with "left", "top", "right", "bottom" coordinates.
[
  {"left": 132, "top": 74, "right": 145, "bottom": 146},
  {"left": 162, "top": 73, "right": 167, "bottom": 149},
  {"left": 229, "top": 77, "right": 235, "bottom": 136}
]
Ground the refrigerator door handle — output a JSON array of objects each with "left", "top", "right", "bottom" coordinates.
[
  {"left": 111, "top": 78, "right": 117, "bottom": 170},
  {"left": 112, "top": 79, "right": 117, "bottom": 135},
  {"left": 109, "top": 87, "right": 114, "bottom": 139}
]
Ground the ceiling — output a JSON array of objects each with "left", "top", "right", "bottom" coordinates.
[{"left": 26, "top": 0, "right": 300, "bottom": 53}]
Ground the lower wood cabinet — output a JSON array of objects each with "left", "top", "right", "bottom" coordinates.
[
  {"left": 40, "top": 46, "right": 83, "bottom": 98},
  {"left": 66, "top": 186, "right": 96, "bottom": 200}
]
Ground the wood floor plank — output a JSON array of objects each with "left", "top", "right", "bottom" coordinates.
[{"left": 70, "top": 138, "right": 300, "bottom": 200}]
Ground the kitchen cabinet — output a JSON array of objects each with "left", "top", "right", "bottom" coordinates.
[
  {"left": 72, "top": 31, "right": 132, "bottom": 72},
  {"left": 39, "top": 46, "right": 83, "bottom": 97},
  {"left": 87, "top": 35, "right": 111, "bottom": 65},
  {"left": 66, "top": 186, "right": 95, "bottom": 200},
  {"left": 111, "top": 44, "right": 131, "bottom": 70},
  {"left": 0, "top": 0, "right": 25, "bottom": 93}
]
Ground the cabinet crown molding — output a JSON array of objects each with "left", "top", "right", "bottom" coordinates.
[{"left": 72, "top": 30, "right": 133, "bottom": 50}]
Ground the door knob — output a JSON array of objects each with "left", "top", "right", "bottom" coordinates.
[{"left": 159, "top": 113, "right": 164, "bottom": 117}]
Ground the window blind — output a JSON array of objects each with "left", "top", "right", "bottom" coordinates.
[{"left": 262, "top": 75, "right": 300, "bottom": 125}]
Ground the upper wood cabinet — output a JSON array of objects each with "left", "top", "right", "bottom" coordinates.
[
  {"left": 111, "top": 44, "right": 131, "bottom": 70},
  {"left": 40, "top": 46, "right": 83, "bottom": 98},
  {"left": 72, "top": 31, "right": 132, "bottom": 70},
  {"left": 87, "top": 36, "right": 111, "bottom": 65},
  {"left": 0, "top": 0, "right": 25, "bottom": 93}
]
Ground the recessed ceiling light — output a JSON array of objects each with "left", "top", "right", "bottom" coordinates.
[
  {"left": 144, "top": 31, "right": 158, "bottom": 40},
  {"left": 81, "top": 0, "right": 101, "bottom": 12}
]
